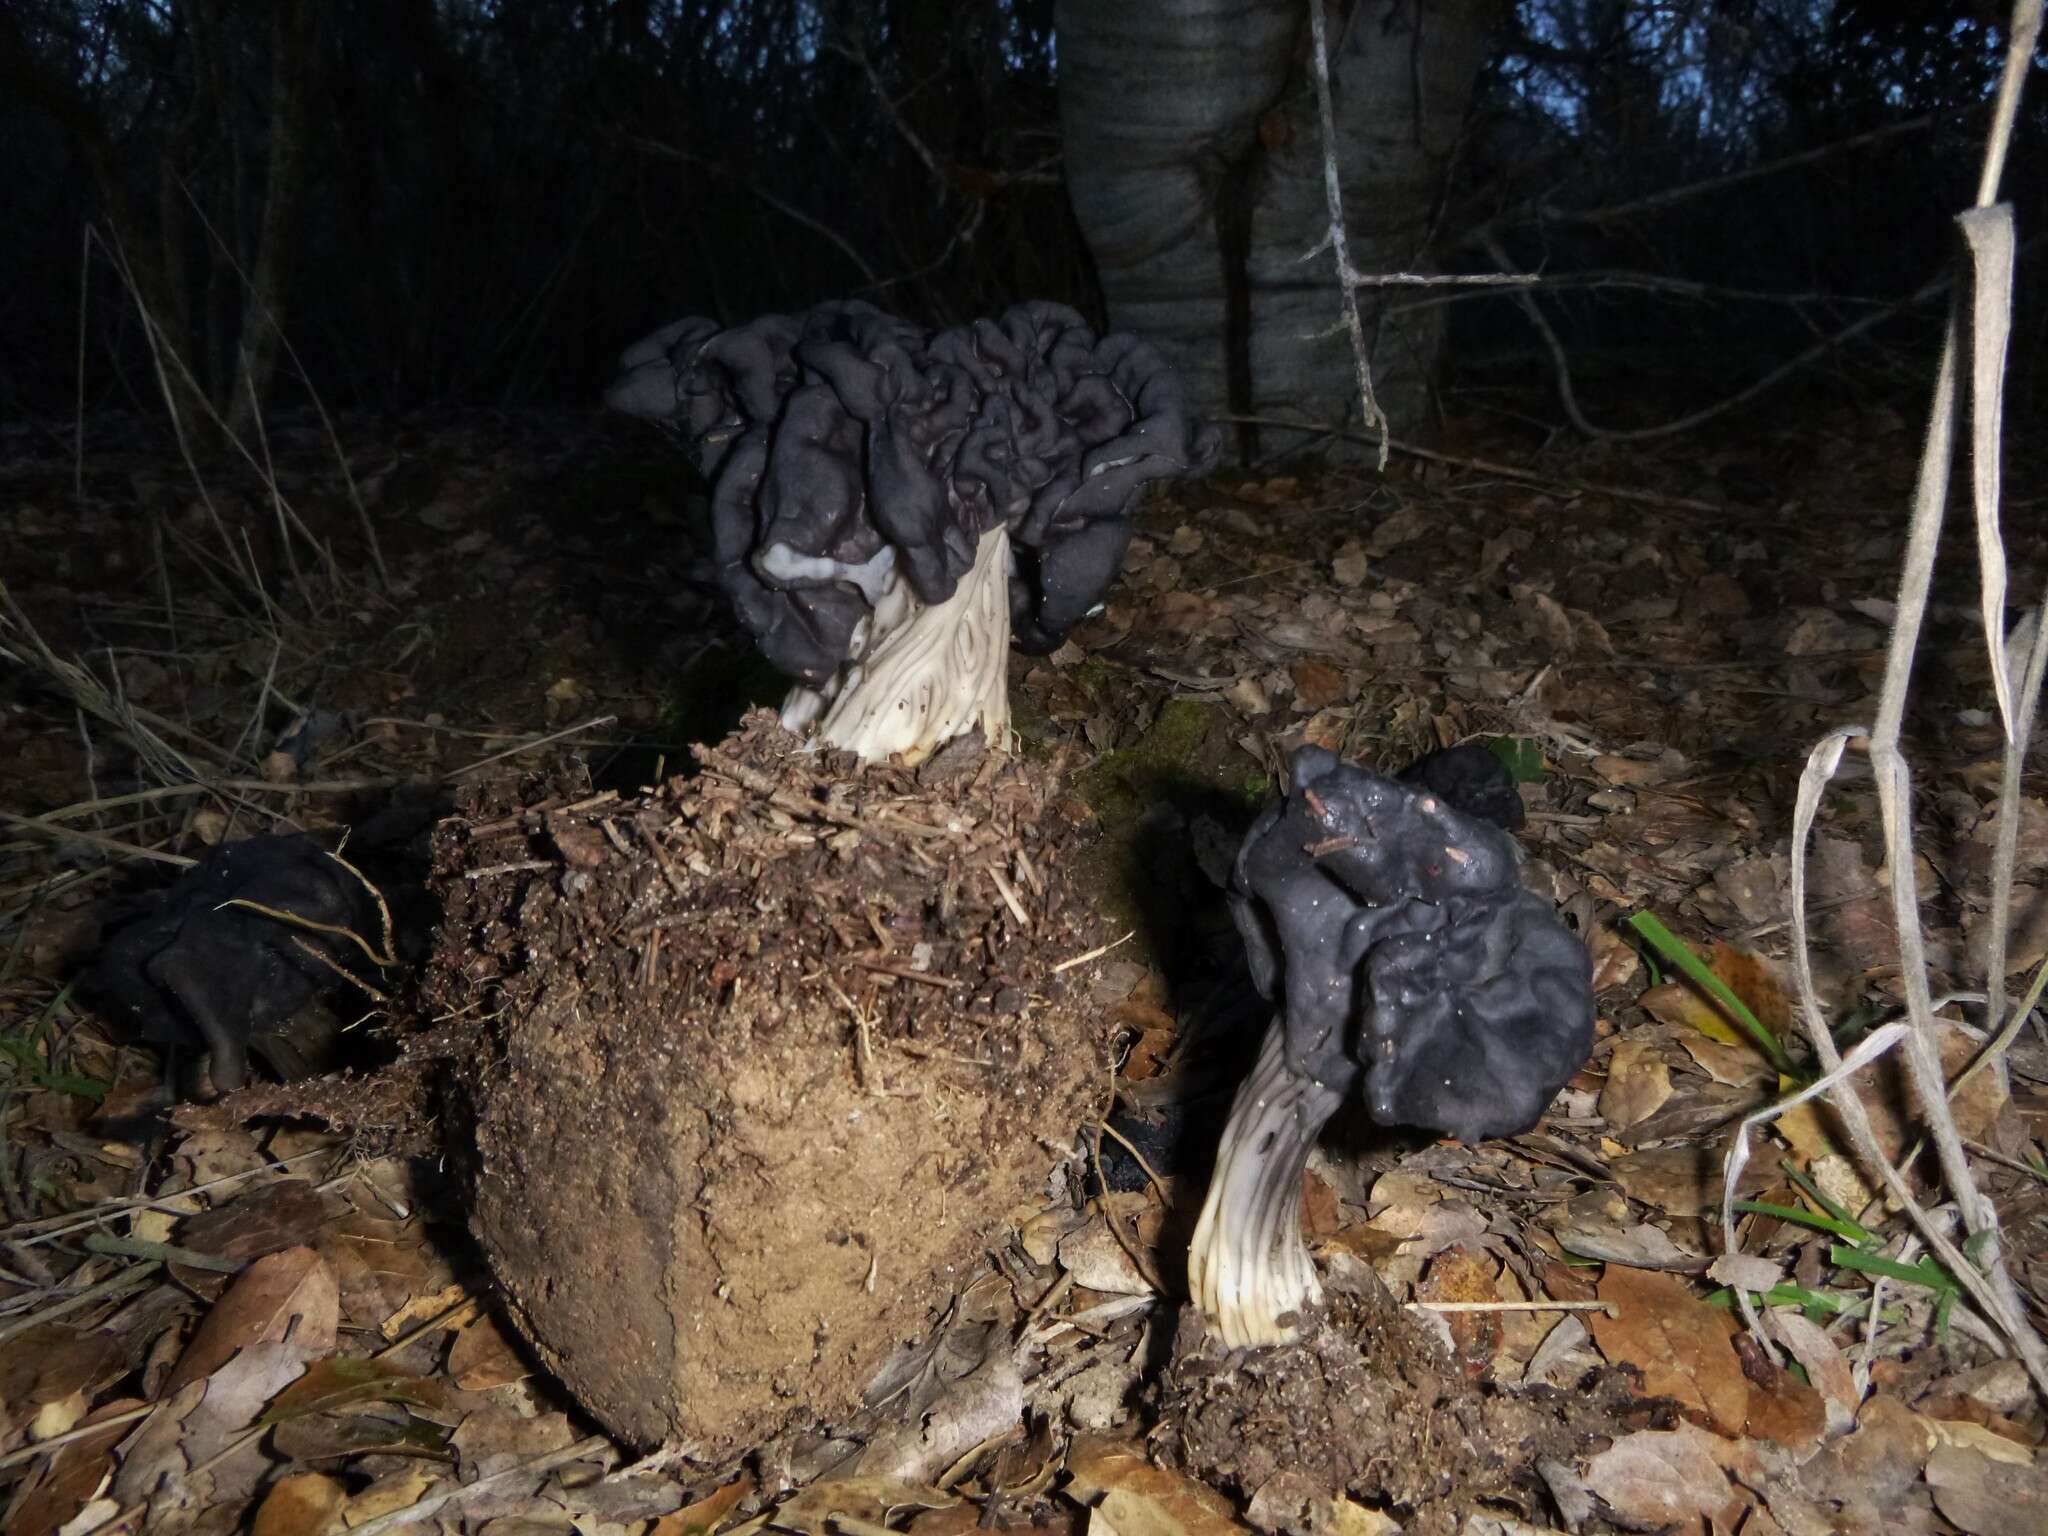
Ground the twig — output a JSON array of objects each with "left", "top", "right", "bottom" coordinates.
[
  {"left": 0, "top": 811, "right": 195, "bottom": 868},
  {"left": 1304, "top": 0, "right": 1387, "bottom": 468},
  {"left": 1407, "top": 1299, "right": 1613, "bottom": 1316},
  {"left": 340, "top": 1434, "right": 614, "bottom": 1536},
  {"left": 445, "top": 716, "right": 618, "bottom": 779},
  {"left": 0, "top": 1262, "right": 160, "bottom": 1348},
  {"left": 1051, "top": 930, "right": 1135, "bottom": 974},
  {"left": 1215, "top": 415, "right": 1731, "bottom": 516},
  {"left": 0, "top": 1403, "right": 153, "bottom": 1473},
  {"left": 624, "top": 134, "right": 878, "bottom": 285},
  {"left": 849, "top": 958, "right": 961, "bottom": 990}
]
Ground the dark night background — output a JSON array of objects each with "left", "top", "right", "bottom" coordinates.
[{"left": 1, "top": 0, "right": 2040, "bottom": 442}]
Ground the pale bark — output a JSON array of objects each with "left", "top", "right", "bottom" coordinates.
[{"left": 1057, "top": 0, "right": 1501, "bottom": 454}]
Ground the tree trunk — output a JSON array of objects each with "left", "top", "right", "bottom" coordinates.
[
  {"left": 1057, "top": 0, "right": 1500, "bottom": 457},
  {"left": 226, "top": 0, "right": 317, "bottom": 437}
]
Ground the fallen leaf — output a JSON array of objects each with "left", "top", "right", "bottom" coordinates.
[
  {"left": 1599, "top": 1038, "right": 1674, "bottom": 1129},
  {"left": 1926, "top": 1444, "right": 2048, "bottom": 1535},
  {"left": 337, "top": 1465, "right": 442, "bottom": 1523},
  {"left": 250, "top": 1471, "right": 347, "bottom": 1536},
  {"left": 3, "top": 1398, "right": 141, "bottom": 1536},
  {"left": 652, "top": 1475, "right": 756, "bottom": 1536},
  {"left": 1582, "top": 1423, "right": 1746, "bottom": 1529},
  {"left": 1415, "top": 1246, "right": 1502, "bottom": 1379},
  {"left": 1588, "top": 926, "right": 1640, "bottom": 994},
  {"left": 1067, "top": 1437, "right": 1248, "bottom": 1536},
  {"left": 177, "top": 1180, "right": 330, "bottom": 1266},
  {"left": 165, "top": 1247, "right": 338, "bottom": 1393},
  {"left": 1640, "top": 981, "right": 1750, "bottom": 1051},
  {"left": 1289, "top": 661, "right": 1346, "bottom": 712},
  {"left": 1059, "top": 1207, "right": 1161, "bottom": 1296},
  {"left": 263, "top": 1356, "right": 445, "bottom": 1423},
  {"left": 1590, "top": 1266, "right": 1750, "bottom": 1435},
  {"left": 1766, "top": 1310, "right": 1858, "bottom": 1438},
  {"left": 1330, "top": 542, "right": 1368, "bottom": 588},
  {"left": 449, "top": 1312, "right": 530, "bottom": 1391}
]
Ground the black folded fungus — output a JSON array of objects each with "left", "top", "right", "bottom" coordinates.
[
  {"left": 87, "top": 834, "right": 393, "bottom": 1093},
  {"left": 1399, "top": 742, "right": 1527, "bottom": 831},
  {"left": 1188, "top": 746, "right": 1594, "bottom": 1348},
  {"left": 609, "top": 300, "right": 1218, "bottom": 764}
]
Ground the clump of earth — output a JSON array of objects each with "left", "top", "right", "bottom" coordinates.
[
  {"left": 423, "top": 714, "right": 1113, "bottom": 1453},
  {"left": 1158, "top": 1258, "right": 1630, "bottom": 1536}
]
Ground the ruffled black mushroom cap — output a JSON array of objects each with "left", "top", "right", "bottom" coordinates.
[
  {"left": 87, "top": 834, "right": 390, "bottom": 1093},
  {"left": 1399, "top": 742, "right": 1528, "bottom": 831},
  {"left": 608, "top": 300, "right": 1219, "bottom": 684},
  {"left": 1228, "top": 747, "right": 1593, "bottom": 1144}
]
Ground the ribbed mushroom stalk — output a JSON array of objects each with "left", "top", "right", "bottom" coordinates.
[
  {"left": 1188, "top": 1022, "right": 1346, "bottom": 1348},
  {"left": 1186, "top": 746, "right": 1596, "bottom": 1349},
  {"left": 799, "top": 523, "right": 1013, "bottom": 763}
]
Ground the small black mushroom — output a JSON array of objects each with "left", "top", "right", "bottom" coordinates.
[
  {"left": 609, "top": 300, "right": 1218, "bottom": 764},
  {"left": 1399, "top": 742, "right": 1527, "bottom": 831},
  {"left": 1188, "top": 747, "right": 1594, "bottom": 1348},
  {"left": 87, "top": 835, "right": 393, "bottom": 1093}
]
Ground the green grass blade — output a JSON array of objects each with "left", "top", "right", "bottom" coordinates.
[{"left": 1626, "top": 911, "right": 1796, "bottom": 1075}]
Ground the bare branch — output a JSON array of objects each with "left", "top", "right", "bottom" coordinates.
[{"left": 1305, "top": 0, "right": 1386, "bottom": 469}]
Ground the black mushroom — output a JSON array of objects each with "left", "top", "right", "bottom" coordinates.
[
  {"left": 609, "top": 300, "right": 1218, "bottom": 764},
  {"left": 1188, "top": 746, "right": 1594, "bottom": 1348},
  {"left": 87, "top": 835, "right": 393, "bottom": 1093}
]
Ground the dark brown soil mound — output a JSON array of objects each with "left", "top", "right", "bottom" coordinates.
[
  {"left": 1158, "top": 1260, "right": 1629, "bottom": 1536},
  {"left": 424, "top": 715, "right": 1113, "bottom": 1453}
]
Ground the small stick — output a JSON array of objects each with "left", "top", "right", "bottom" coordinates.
[
  {"left": 988, "top": 865, "right": 1031, "bottom": 929},
  {"left": 1406, "top": 1299, "right": 1614, "bottom": 1316},
  {"left": 342, "top": 1434, "right": 614, "bottom": 1536},
  {"left": 850, "top": 958, "right": 962, "bottom": 989},
  {"left": 1052, "top": 930, "right": 1134, "bottom": 974}
]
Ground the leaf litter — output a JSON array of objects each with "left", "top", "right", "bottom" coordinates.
[{"left": 0, "top": 396, "right": 2045, "bottom": 1534}]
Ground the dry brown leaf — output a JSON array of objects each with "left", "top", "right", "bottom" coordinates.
[
  {"left": 1330, "top": 543, "right": 1368, "bottom": 588},
  {"left": 1741, "top": 1365, "right": 1827, "bottom": 1458},
  {"left": 1925, "top": 1444, "right": 2048, "bottom": 1536},
  {"left": 1678, "top": 1031, "right": 1777, "bottom": 1089},
  {"left": 1236, "top": 476, "right": 1300, "bottom": 507},
  {"left": 445, "top": 1312, "right": 529, "bottom": 1392},
  {"left": 1639, "top": 981, "right": 1749, "bottom": 1051},
  {"left": 1059, "top": 1207, "right": 1161, "bottom": 1296},
  {"left": 1588, "top": 925, "right": 1640, "bottom": 994},
  {"left": 1067, "top": 1436, "right": 1248, "bottom": 1536},
  {"left": 338, "top": 1465, "right": 443, "bottom": 1523},
  {"left": 377, "top": 1280, "right": 468, "bottom": 1342},
  {"left": 1590, "top": 1266, "right": 1750, "bottom": 1435},
  {"left": 165, "top": 1246, "right": 339, "bottom": 1393},
  {"left": 315, "top": 1209, "right": 455, "bottom": 1337},
  {"left": 1598, "top": 1038, "right": 1673, "bottom": 1130},
  {"left": 250, "top": 1471, "right": 347, "bottom": 1536},
  {"left": 1415, "top": 1246, "right": 1503, "bottom": 1379},
  {"left": 652, "top": 1475, "right": 756, "bottom": 1536},
  {"left": 1297, "top": 709, "right": 1351, "bottom": 753},
  {"left": 2, "top": 1397, "right": 142, "bottom": 1536},
  {"left": 0, "top": 1326, "right": 125, "bottom": 1447},
  {"left": 1581, "top": 1422, "right": 1747, "bottom": 1529},
  {"left": 1289, "top": 661, "right": 1346, "bottom": 712},
  {"left": 1709, "top": 945, "right": 1795, "bottom": 1038},
  {"left": 1119, "top": 1028, "right": 1176, "bottom": 1084},
  {"left": 176, "top": 1180, "right": 330, "bottom": 1266},
  {"left": 1767, "top": 1310, "right": 1858, "bottom": 1438}
]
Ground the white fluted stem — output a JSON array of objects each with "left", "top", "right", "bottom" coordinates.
[
  {"left": 787, "top": 524, "right": 1013, "bottom": 766},
  {"left": 1188, "top": 1020, "right": 1346, "bottom": 1349}
]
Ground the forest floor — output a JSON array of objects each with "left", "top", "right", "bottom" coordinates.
[{"left": 2, "top": 393, "right": 2047, "bottom": 1536}]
